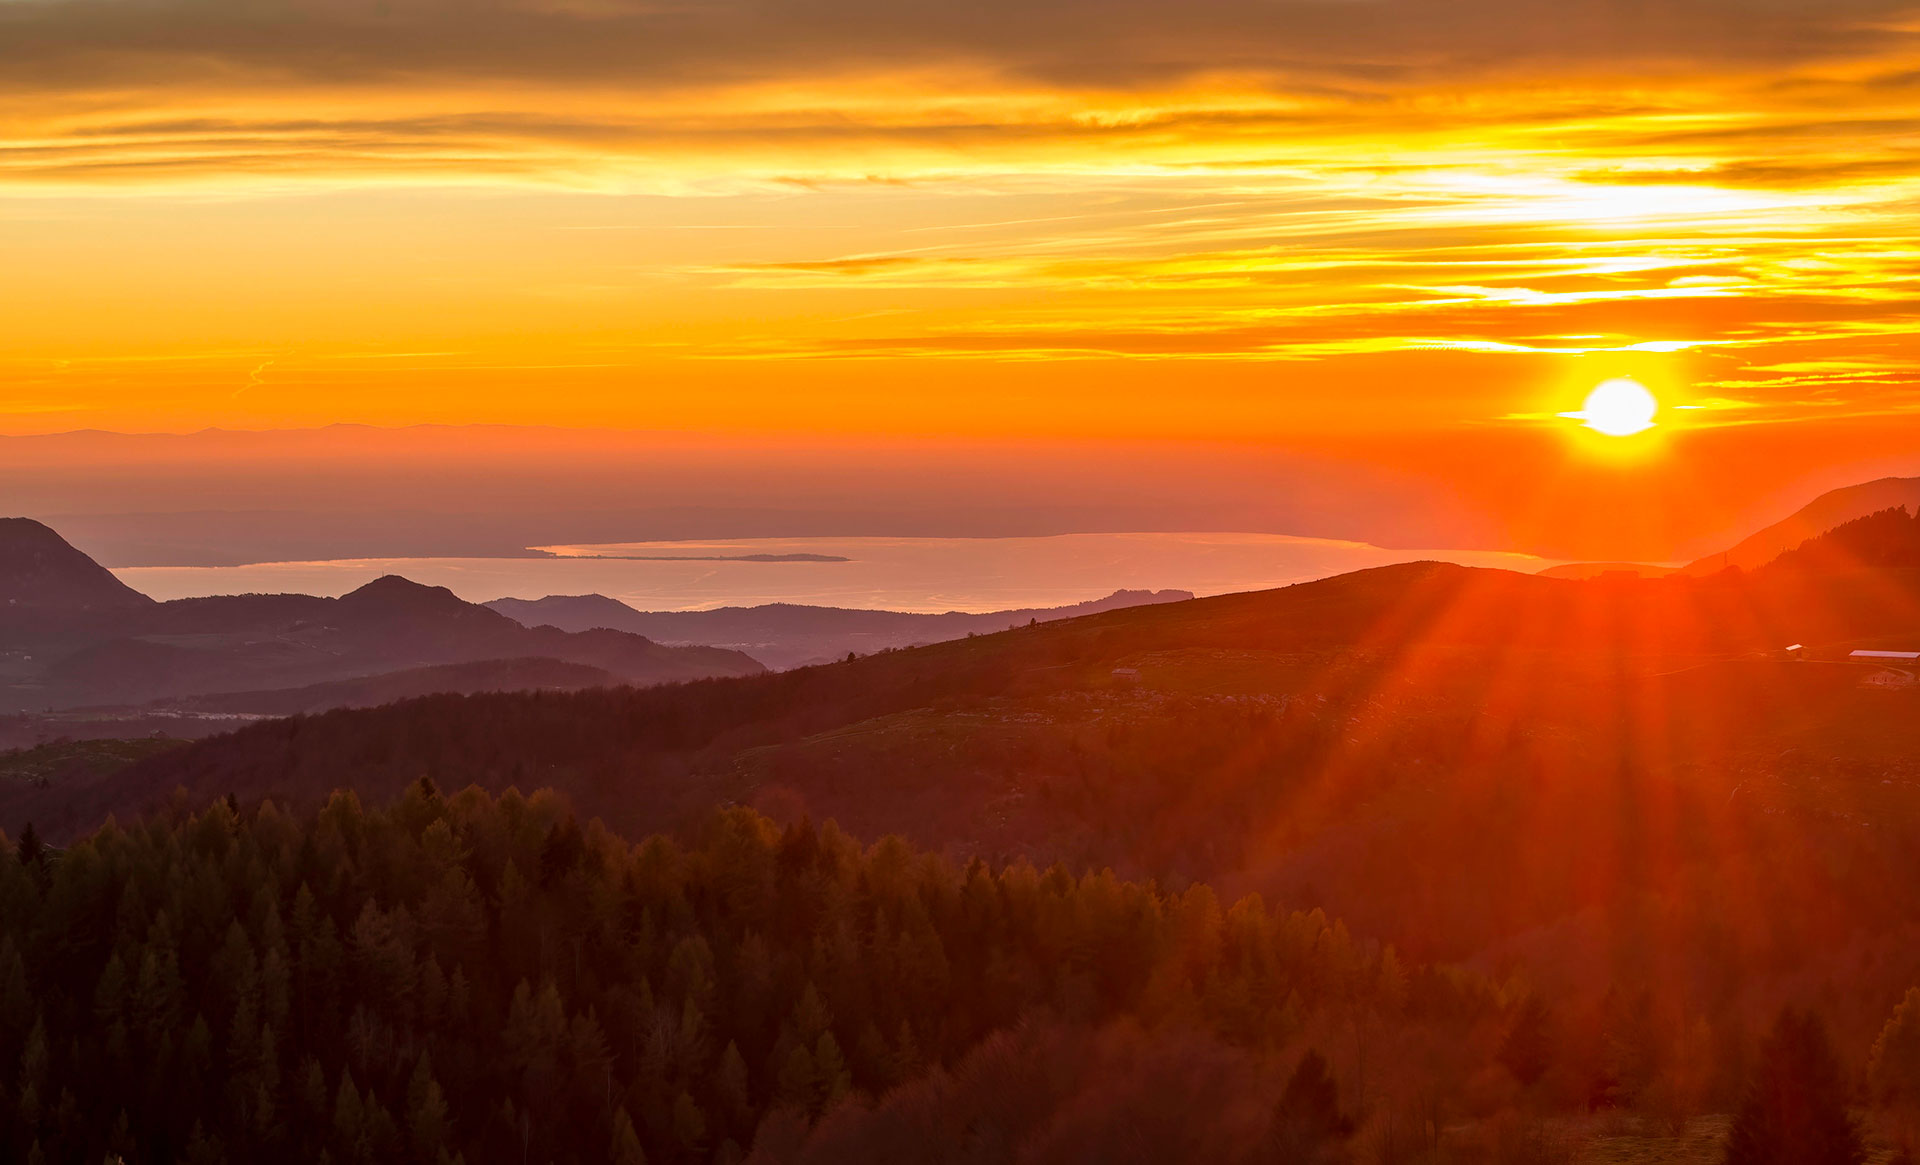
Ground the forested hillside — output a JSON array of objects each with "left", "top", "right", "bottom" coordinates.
[
  {"left": 32, "top": 555, "right": 1920, "bottom": 845},
  {"left": 1771, "top": 507, "right": 1920, "bottom": 571},
  {"left": 0, "top": 784, "right": 1447, "bottom": 1164},
  {"left": 9, "top": 558, "right": 1920, "bottom": 1159}
]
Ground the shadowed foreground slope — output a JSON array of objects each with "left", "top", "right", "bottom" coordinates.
[
  {"left": 0, "top": 787, "right": 1431, "bottom": 1165},
  {"left": 8, "top": 559, "right": 1920, "bottom": 1160}
]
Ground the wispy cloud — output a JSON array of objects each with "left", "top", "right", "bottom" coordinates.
[{"left": 1, "top": 0, "right": 1919, "bottom": 438}]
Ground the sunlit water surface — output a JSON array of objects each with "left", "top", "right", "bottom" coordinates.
[{"left": 114, "top": 533, "right": 1557, "bottom": 612}]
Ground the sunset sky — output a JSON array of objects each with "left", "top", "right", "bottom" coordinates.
[{"left": 5, "top": 0, "right": 1920, "bottom": 563}]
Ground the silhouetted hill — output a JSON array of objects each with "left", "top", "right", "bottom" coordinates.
[
  {"left": 1684, "top": 475, "right": 1920, "bottom": 575},
  {"left": 335, "top": 573, "right": 489, "bottom": 620},
  {"left": 30, "top": 556, "right": 1920, "bottom": 846},
  {"left": 0, "top": 517, "right": 153, "bottom": 612},
  {"left": 1766, "top": 505, "right": 1920, "bottom": 571},
  {"left": 0, "top": 524, "right": 766, "bottom": 710},
  {"left": 14, "top": 557, "right": 1920, "bottom": 1104},
  {"left": 487, "top": 587, "right": 1195, "bottom": 668}
]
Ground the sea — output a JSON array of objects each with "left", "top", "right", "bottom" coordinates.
[{"left": 111, "top": 532, "right": 1557, "bottom": 613}]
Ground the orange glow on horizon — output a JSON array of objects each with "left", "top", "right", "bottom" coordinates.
[{"left": 2, "top": 0, "right": 1919, "bottom": 561}]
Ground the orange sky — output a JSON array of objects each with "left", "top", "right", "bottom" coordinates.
[{"left": 3, "top": 0, "right": 1919, "bottom": 559}]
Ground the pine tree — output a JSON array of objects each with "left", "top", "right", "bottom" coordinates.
[
  {"left": 364, "top": 1094, "right": 402, "bottom": 1163},
  {"left": 777, "top": 1044, "right": 819, "bottom": 1110},
  {"left": 1498, "top": 994, "right": 1553, "bottom": 1089},
  {"left": 14, "top": 823, "right": 42, "bottom": 870},
  {"left": 610, "top": 1106, "right": 648, "bottom": 1165},
  {"left": 1874, "top": 987, "right": 1920, "bottom": 1151},
  {"left": 333, "top": 1069, "right": 369, "bottom": 1165},
  {"left": 1268, "top": 1048, "right": 1352, "bottom": 1164},
  {"left": 790, "top": 983, "right": 831, "bottom": 1047},
  {"left": 16, "top": 1012, "right": 48, "bottom": 1135},
  {"left": 1723, "top": 1008, "right": 1864, "bottom": 1165},
  {"left": 814, "top": 1033, "right": 852, "bottom": 1110},
  {"left": 406, "top": 1052, "right": 450, "bottom": 1163},
  {"left": 716, "top": 1040, "right": 750, "bottom": 1107},
  {"left": 183, "top": 1119, "right": 226, "bottom": 1165},
  {"left": 1872, "top": 987, "right": 1920, "bottom": 1105},
  {"left": 890, "top": 1018, "right": 920, "bottom": 1083},
  {"left": 299, "top": 1058, "right": 331, "bottom": 1138},
  {"left": 0, "top": 937, "right": 31, "bottom": 1049},
  {"left": 672, "top": 1090, "right": 707, "bottom": 1155}
]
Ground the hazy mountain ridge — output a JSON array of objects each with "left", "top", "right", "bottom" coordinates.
[
  {"left": 486, "top": 587, "right": 1195, "bottom": 669},
  {"left": 0, "top": 519, "right": 765, "bottom": 711},
  {"left": 1769, "top": 504, "right": 1920, "bottom": 571},
  {"left": 0, "top": 517, "right": 155, "bottom": 612},
  {"left": 31, "top": 550, "right": 1920, "bottom": 846},
  {"left": 1683, "top": 475, "right": 1920, "bottom": 575}
]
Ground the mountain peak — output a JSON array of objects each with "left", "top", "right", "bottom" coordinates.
[
  {"left": 0, "top": 518, "right": 155, "bottom": 611},
  {"left": 336, "top": 574, "right": 479, "bottom": 618}
]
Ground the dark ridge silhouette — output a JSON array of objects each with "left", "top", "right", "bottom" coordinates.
[
  {"left": 15, "top": 554, "right": 1920, "bottom": 986},
  {"left": 1684, "top": 475, "right": 1920, "bottom": 575},
  {"left": 30, "top": 554, "right": 1920, "bottom": 847},
  {"left": 1768, "top": 506, "right": 1920, "bottom": 571},
  {"left": 0, "top": 517, "right": 153, "bottom": 611},
  {"left": 334, "top": 573, "right": 492, "bottom": 620},
  {"left": 0, "top": 521, "right": 766, "bottom": 712}
]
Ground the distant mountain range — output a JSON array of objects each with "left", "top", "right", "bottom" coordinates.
[
  {"left": 485, "top": 588, "right": 1195, "bottom": 669},
  {"left": 0, "top": 519, "right": 764, "bottom": 713},
  {"left": 6, "top": 467, "right": 1919, "bottom": 719},
  {"left": 31, "top": 540, "right": 1920, "bottom": 848}
]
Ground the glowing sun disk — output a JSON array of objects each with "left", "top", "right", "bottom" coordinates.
[{"left": 1564, "top": 378, "right": 1658, "bottom": 436}]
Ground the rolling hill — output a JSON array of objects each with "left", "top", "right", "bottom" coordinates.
[
  {"left": 27, "top": 555, "right": 1920, "bottom": 829},
  {"left": 10, "top": 528, "right": 1920, "bottom": 1161},
  {"left": 1683, "top": 474, "right": 1920, "bottom": 575},
  {"left": 17, "top": 553, "right": 1920, "bottom": 881}
]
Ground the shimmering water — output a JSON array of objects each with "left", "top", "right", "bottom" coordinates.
[{"left": 113, "top": 532, "right": 1557, "bottom": 612}]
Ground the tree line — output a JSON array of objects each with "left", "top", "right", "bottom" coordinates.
[{"left": 0, "top": 785, "right": 1912, "bottom": 1163}]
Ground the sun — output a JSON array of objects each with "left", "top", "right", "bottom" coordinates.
[{"left": 1563, "top": 378, "right": 1658, "bottom": 437}]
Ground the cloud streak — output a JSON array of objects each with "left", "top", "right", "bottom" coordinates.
[{"left": 1, "top": 0, "right": 1919, "bottom": 449}]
